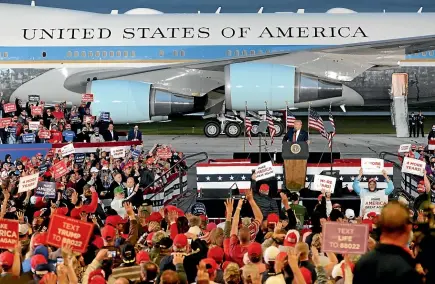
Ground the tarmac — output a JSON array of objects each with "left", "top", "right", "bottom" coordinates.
[{"left": 142, "top": 134, "right": 427, "bottom": 189}]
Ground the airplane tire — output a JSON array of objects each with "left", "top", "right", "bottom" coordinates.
[
  {"left": 250, "top": 121, "right": 260, "bottom": 137},
  {"left": 273, "top": 121, "right": 285, "bottom": 137},
  {"left": 204, "top": 121, "right": 220, "bottom": 138},
  {"left": 225, "top": 122, "right": 242, "bottom": 138}
]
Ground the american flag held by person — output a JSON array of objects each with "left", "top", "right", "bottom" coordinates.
[
  {"left": 286, "top": 107, "right": 296, "bottom": 128},
  {"left": 245, "top": 108, "right": 253, "bottom": 146},
  {"left": 265, "top": 106, "right": 276, "bottom": 144},
  {"left": 328, "top": 106, "right": 336, "bottom": 148},
  {"left": 308, "top": 108, "right": 328, "bottom": 139}
]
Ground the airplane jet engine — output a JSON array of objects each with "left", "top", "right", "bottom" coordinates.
[
  {"left": 224, "top": 63, "right": 363, "bottom": 110},
  {"left": 87, "top": 80, "right": 205, "bottom": 124}
]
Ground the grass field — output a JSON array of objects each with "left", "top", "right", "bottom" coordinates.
[{"left": 117, "top": 116, "right": 435, "bottom": 135}]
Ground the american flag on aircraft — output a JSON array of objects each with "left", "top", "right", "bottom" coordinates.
[
  {"left": 308, "top": 108, "right": 328, "bottom": 139},
  {"left": 265, "top": 106, "right": 276, "bottom": 144},
  {"left": 245, "top": 106, "right": 252, "bottom": 146},
  {"left": 328, "top": 106, "right": 336, "bottom": 148},
  {"left": 286, "top": 107, "right": 296, "bottom": 127}
]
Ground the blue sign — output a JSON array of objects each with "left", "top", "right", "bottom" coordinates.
[
  {"left": 74, "top": 153, "right": 85, "bottom": 164},
  {"left": 132, "top": 150, "right": 140, "bottom": 159},
  {"left": 100, "top": 112, "right": 110, "bottom": 122},
  {"left": 35, "top": 181, "right": 56, "bottom": 199},
  {"left": 0, "top": 143, "right": 52, "bottom": 162},
  {"left": 8, "top": 126, "right": 16, "bottom": 133},
  {"left": 39, "top": 164, "right": 48, "bottom": 176},
  {"left": 22, "top": 133, "right": 35, "bottom": 143}
]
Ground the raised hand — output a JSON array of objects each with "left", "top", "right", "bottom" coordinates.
[
  {"left": 311, "top": 246, "right": 320, "bottom": 266},
  {"left": 124, "top": 202, "right": 134, "bottom": 217},
  {"left": 224, "top": 198, "right": 234, "bottom": 217},
  {"left": 245, "top": 189, "right": 254, "bottom": 202},
  {"left": 168, "top": 210, "right": 178, "bottom": 223}
]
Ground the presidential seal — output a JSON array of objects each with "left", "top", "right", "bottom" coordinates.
[{"left": 290, "top": 143, "right": 301, "bottom": 154}]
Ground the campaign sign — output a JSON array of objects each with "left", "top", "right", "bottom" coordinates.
[
  {"left": 429, "top": 140, "right": 435, "bottom": 151},
  {"left": 18, "top": 173, "right": 39, "bottom": 193},
  {"left": 312, "top": 175, "right": 336, "bottom": 193},
  {"left": 132, "top": 150, "right": 140, "bottom": 159},
  {"left": 28, "top": 95, "right": 40, "bottom": 103},
  {"left": 35, "top": 181, "right": 56, "bottom": 199},
  {"left": 255, "top": 161, "right": 275, "bottom": 181},
  {"left": 61, "top": 144, "right": 75, "bottom": 157},
  {"left": 38, "top": 130, "right": 51, "bottom": 139},
  {"left": 156, "top": 148, "right": 172, "bottom": 159},
  {"left": 3, "top": 103, "right": 16, "bottom": 113},
  {"left": 74, "top": 153, "right": 85, "bottom": 164},
  {"left": 52, "top": 111, "right": 64, "bottom": 119},
  {"left": 84, "top": 115, "right": 95, "bottom": 124},
  {"left": 29, "top": 121, "right": 40, "bottom": 130},
  {"left": 361, "top": 158, "right": 384, "bottom": 174},
  {"left": 361, "top": 192, "right": 388, "bottom": 217},
  {"left": 53, "top": 161, "right": 68, "bottom": 179},
  {"left": 322, "top": 222, "right": 369, "bottom": 255},
  {"left": 100, "top": 112, "right": 110, "bottom": 122},
  {"left": 111, "top": 147, "right": 125, "bottom": 159},
  {"left": 31, "top": 106, "right": 43, "bottom": 116},
  {"left": 81, "top": 93, "right": 94, "bottom": 102},
  {"left": 46, "top": 214, "right": 93, "bottom": 253},
  {"left": 0, "top": 219, "right": 19, "bottom": 249},
  {"left": 22, "top": 133, "right": 35, "bottom": 143},
  {"left": 399, "top": 144, "right": 411, "bottom": 153},
  {"left": 0, "top": 118, "right": 11, "bottom": 128},
  {"left": 38, "top": 164, "right": 48, "bottom": 176},
  {"left": 402, "top": 157, "right": 425, "bottom": 177}
]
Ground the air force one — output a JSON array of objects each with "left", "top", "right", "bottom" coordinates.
[{"left": 2, "top": 4, "right": 435, "bottom": 123}]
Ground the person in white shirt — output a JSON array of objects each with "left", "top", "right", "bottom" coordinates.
[{"left": 111, "top": 186, "right": 127, "bottom": 217}]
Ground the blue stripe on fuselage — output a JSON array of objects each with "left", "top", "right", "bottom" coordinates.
[{"left": 0, "top": 45, "right": 324, "bottom": 61}]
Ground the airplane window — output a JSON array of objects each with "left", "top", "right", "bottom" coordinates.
[
  {"left": 102, "top": 51, "right": 107, "bottom": 57},
  {"left": 266, "top": 50, "right": 271, "bottom": 54},
  {"left": 74, "top": 51, "right": 79, "bottom": 57},
  {"left": 88, "top": 51, "right": 93, "bottom": 57},
  {"left": 81, "top": 51, "right": 86, "bottom": 57},
  {"left": 173, "top": 50, "right": 178, "bottom": 56},
  {"left": 422, "top": 52, "right": 427, "bottom": 56},
  {"left": 109, "top": 51, "right": 114, "bottom": 57},
  {"left": 258, "top": 50, "right": 263, "bottom": 55},
  {"left": 42, "top": 51, "right": 47, "bottom": 58},
  {"left": 95, "top": 51, "right": 100, "bottom": 57},
  {"left": 124, "top": 51, "right": 128, "bottom": 57},
  {"left": 159, "top": 50, "right": 164, "bottom": 57},
  {"left": 3, "top": 52, "right": 8, "bottom": 58},
  {"left": 242, "top": 50, "right": 247, "bottom": 56},
  {"left": 430, "top": 51, "right": 434, "bottom": 56},
  {"left": 250, "top": 50, "right": 255, "bottom": 55},
  {"left": 227, "top": 50, "right": 232, "bottom": 57},
  {"left": 116, "top": 51, "right": 121, "bottom": 57},
  {"left": 235, "top": 50, "right": 240, "bottom": 56},
  {"left": 180, "top": 50, "right": 185, "bottom": 57},
  {"left": 67, "top": 51, "right": 72, "bottom": 57},
  {"left": 131, "top": 51, "right": 136, "bottom": 57}
]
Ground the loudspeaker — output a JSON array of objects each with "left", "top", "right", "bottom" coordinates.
[
  {"left": 258, "top": 121, "right": 269, "bottom": 134},
  {"left": 256, "top": 177, "right": 279, "bottom": 198},
  {"left": 323, "top": 121, "right": 335, "bottom": 134}
]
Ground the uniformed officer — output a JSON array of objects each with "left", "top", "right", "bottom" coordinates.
[
  {"left": 417, "top": 111, "right": 425, "bottom": 137},
  {"left": 409, "top": 112, "right": 417, "bottom": 138}
]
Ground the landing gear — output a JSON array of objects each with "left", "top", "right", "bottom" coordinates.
[
  {"left": 203, "top": 121, "right": 220, "bottom": 138},
  {"left": 225, "top": 122, "right": 242, "bottom": 138},
  {"left": 250, "top": 121, "right": 260, "bottom": 137},
  {"left": 272, "top": 121, "right": 285, "bottom": 137}
]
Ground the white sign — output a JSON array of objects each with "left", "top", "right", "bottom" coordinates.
[
  {"left": 398, "top": 144, "right": 411, "bottom": 153},
  {"left": 29, "top": 121, "right": 40, "bottom": 131},
  {"left": 18, "top": 173, "right": 39, "bottom": 193},
  {"left": 361, "top": 191, "right": 388, "bottom": 217},
  {"left": 111, "top": 147, "right": 125, "bottom": 159},
  {"left": 361, "top": 158, "right": 384, "bottom": 174},
  {"left": 402, "top": 157, "right": 425, "bottom": 177},
  {"left": 60, "top": 143, "right": 75, "bottom": 157},
  {"left": 312, "top": 175, "right": 336, "bottom": 193},
  {"left": 255, "top": 161, "right": 275, "bottom": 181}
]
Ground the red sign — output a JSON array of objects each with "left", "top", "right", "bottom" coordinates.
[
  {"left": 31, "top": 106, "right": 43, "bottom": 116},
  {"left": 157, "top": 148, "right": 172, "bottom": 159},
  {"left": 46, "top": 214, "right": 93, "bottom": 253},
  {"left": 3, "top": 103, "right": 16, "bottom": 113},
  {"left": 82, "top": 94, "right": 94, "bottom": 102},
  {"left": 84, "top": 115, "right": 95, "bottom": 124},
  {"left": 321, "top": 222, "right": 369, "bottom": 255},
  {"left": 53, "top": 160, "right": 68, "bottom": 179},
  {"left": 0, "top": 118, "right": 11, "bottom": 128},
  {"left": 52, "top": 111, "right": 64, "bottom": 119},
  {"left": 0, "top": 219, "right": 19, "bottom": 249},
  {"left": 38, "top": 130, "right": 51, "bottom": 139}
]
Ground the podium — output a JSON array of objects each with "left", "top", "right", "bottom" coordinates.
[{"left": 282, "top": 141, "right": 309, "bottom": 191}]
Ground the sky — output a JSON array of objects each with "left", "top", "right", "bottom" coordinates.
[{"left": 0, "top": 0, "right": 431, "bottom": 13}]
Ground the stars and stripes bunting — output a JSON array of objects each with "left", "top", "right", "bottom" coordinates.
[
  {"left": 308, "top": 107, "right": 328, "bottom": 139},
  {"left": 265, "top": 105, "right": 276, "bottom": 144},
  {"left": 245, "top": 106, "right": 252, "bottom": 145},
  {"left": 328, "top": 105, "right": 336, "bottom": 148}
]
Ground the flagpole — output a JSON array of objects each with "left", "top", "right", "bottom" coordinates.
[
  {"left": 285, "top": 101, "right": 288, "bottom": 134},
  {"left": 307, "top": 103, "right": 311, "bottom": 141},
  {"left": 329, "top": 103, "right": 333, "bottom": 173},
  {"left": 244, "top": 101, "right": 247, "bottom": 153}
]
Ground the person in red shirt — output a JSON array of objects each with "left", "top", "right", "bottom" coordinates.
[
  {"left": 225, "top": 189, "right": 263, "bottom": 268},
  {"left": 49, "top": 125, "right": 62, "bottom": 143}
]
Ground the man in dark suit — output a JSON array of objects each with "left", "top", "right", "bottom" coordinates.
[
  {"left": 282, "top": 120, "right": 309, "bottom": 143},
  {"left": 127, "top": 125, "right": 142, "bottom": 141},
  {"left": 103, "top": 123, "right": 119, "bottom": 142}
]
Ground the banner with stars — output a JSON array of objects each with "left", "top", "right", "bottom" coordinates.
[{"left": 197, "top": 160, "right": 393, "bottom": 193}]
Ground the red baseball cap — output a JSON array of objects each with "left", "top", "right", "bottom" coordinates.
[
  {"left": 33, "top": 232, "right": 47, "bottom": 246},
  {"left": 248, "top": 242, "right": 262, "bottom": 259},
  {"left": 101, "top": 226, "right": 116, "bottom": 240},
  {"left": 367, "top": 212, "right": 377, "bottom": 218},
  {"left": 284, "top": 230, "right": 300, "bottom": 247},
  {"left": 136, "top": 250, "right": 150, "bottom": 264},
  {"left": 206, "top": 223, "right": 217, "bottom": 232},
  {"left": 200, "top": 258, "right": 218, "bottom": 275},
  {"left": 0, "top": 251, "right": 14, "bottom": 267},
  {"left": 146, "top": 232, "right": 155, "bottom": 245},
  {"left": 267, "top": 213, "right": 279, "bottom": 224},
  {"left": 106, "top": 215, "right": 127, "bottom": 227},
  {"left": 92, "top": 236, "right": 104, "bottom": 249},
  {"left": 164, "top": 205, "right": 178, "bottom": 213},
  {"left": 207, "top": 246, "right": 224, "bottom": 264},
  {"left": 31, "top": 254, "right": 47, "bottom": 270},
  {"left": 88, "top": 269, "right": 106, "bottom": 284},
  {"left": 173, "top": 234, "right": 188, "bottom": 248},
  {"left": 259, "top": 184, "right": 270, "bottom": 194},
  {"left": 146, "top": 212, "right": 163, "bottom": 223}
]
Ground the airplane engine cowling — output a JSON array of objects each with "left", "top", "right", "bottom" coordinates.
[
  {"left": 224, "top": 63, "right": 342, "bottom": 111},
  {"left": 87, "top": 80, "right": 201, "bottom": 124}
]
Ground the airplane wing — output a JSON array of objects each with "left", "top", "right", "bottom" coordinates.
[{"left": 64, "top": 34, "right": 435, "bottom": 91}]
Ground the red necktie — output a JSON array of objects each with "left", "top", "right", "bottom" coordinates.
[{"left": 292, "top": 132, "right": 296, "bottom": 142}]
